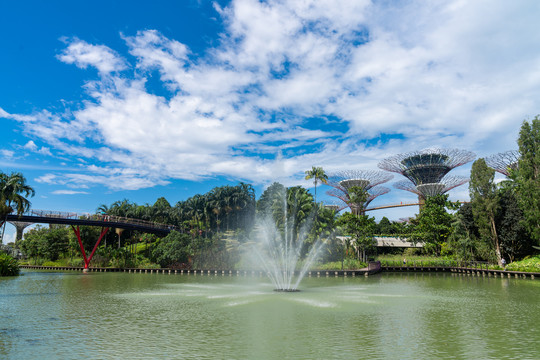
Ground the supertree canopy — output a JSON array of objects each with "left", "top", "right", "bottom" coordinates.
[
  {"left": 379, "top": 148, "right": 475, "bottom": 205},
  {"left": 327, "top": 170, "right": 393, "bottom": 191},
  {"left": 378, "top": 148, "right": 476, "bottom": 185},
  {"left": 485, "top": 150, "right": 520, "bottom": 176},
  {"left": 325, "top": 170, "right": 393, "bottom": 214},
  {"left": 326, "top": 186, "right": 391, "bottom": 213},
  {"left": 393, "top": 175, "right": 469, "bottom": 199}
]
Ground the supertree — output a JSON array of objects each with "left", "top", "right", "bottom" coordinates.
[
  {"left": 326, "top": 170, "right": 393, "bottom": 214},
  {"left": 378, "top": 148, "right": 475, "bottom": 206},
  {"left": 485, "top": 150, "right": 520, "bottom": 176},
  {"left": 393, "top": 175, "right": 469, "bottom": 199}
]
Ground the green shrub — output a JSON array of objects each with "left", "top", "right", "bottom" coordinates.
[
  {"left": 41, "top": 258, "right": 72, "bottom": 267},
  {"left": 0, "top": 253, "right": 20, "bottom": 276},
  {"left": 317, "top": 259, "right": 367, "bottom": 270},
  {"left": 506, "top": 255, "right": 540, "bottom": 273},
  {"left": 68, "top": 258, "right": 84, "bottom": 267}
]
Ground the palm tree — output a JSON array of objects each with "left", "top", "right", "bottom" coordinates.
[
  {"left": 287, "top": 186, "right": 314, "bottom": 243},
  {"left": 0, "top": 172, "right": 35, "bottom": 242},
  {"left": 304, "top": 166, "right": 328, "bottom": 204}
]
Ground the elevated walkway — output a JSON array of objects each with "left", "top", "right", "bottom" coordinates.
[{"left": 5, "top": 209, "right": 176, "bottom": 235}]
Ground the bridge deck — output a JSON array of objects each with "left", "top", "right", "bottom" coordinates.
[{"left": 6, "top": 210, "right": 175, "bottom": 235}]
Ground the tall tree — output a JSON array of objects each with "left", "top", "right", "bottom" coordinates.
[
  {"left": 497, "top": 186, "right": 535, "bottom": 262},
  {"left": 336, "top": 212, "right": 376, "bottom": 263},
  {"left": 286, "top": 186, "right": 314, "bottom": 243},
  {"left": 411, "top": 194, "right": 458, "bottom": 256},
  {"left": 304, "top": 166, "right": 328, "bottom": 204},
  {"left": 469, "top": 158, "right": 503, "bottom": 265},
  {"left": 511, "top": 116, "right": 540, "bottom": 245},
  {"left": 152, "top": 197, "right": 172, "bottom": 224},
  {"left": 0, "top": 172, "right": 35, "bottom": 217},
  {"left": 0, "top": 172, "right": 35, "bottom": 242}
]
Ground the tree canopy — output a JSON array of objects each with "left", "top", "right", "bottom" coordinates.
[{"left": 512, "top": 117, "right": 540, "bottom": 244}]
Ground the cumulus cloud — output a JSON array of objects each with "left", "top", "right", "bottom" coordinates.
[
  {"left": 3, "top": 0, "right": 540, "bottom": 192},
  {"left": 57, "top": 38, "right": 127, "bottom": 74}
]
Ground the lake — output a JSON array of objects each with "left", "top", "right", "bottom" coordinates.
[{"left": 1, "top": 270, "right": 539, "bottom": 359}]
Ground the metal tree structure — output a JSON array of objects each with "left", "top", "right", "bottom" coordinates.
[
  {"left": 326, "top": 170, "right": 393, "bottom": 214},
  {"left": 378, "top": 148, "right": 475, "bottom": 206},
  {"left": 393, "top": 175, "right": 469, "bottom": 199},
  {"left": 7, "top": 221, "right": 34, "bottom": 242},
  {"left": 485, "top": 150, "right": 520, "bottom": 176}
]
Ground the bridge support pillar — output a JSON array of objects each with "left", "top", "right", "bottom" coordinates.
[{"left": 71, "top": 225, "right": 109, "bottom": 270}]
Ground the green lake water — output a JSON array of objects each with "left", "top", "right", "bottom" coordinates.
[{"left": 1, "top": 270, "right": 539, "bottom": 359}]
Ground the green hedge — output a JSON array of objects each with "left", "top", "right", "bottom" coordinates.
[{"left": 0, "top": 253, "right": 20, "bottom": 276}]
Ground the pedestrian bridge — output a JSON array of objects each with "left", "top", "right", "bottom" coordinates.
[
  {"left": 5, "top": 209, "right": 176, "bottom": 235},
  {"left": 4, "top": 209, "right": 178, "bottom": 270}
]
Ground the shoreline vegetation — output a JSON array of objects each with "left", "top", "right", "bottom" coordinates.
[
  {"left": 15, "top": 254, "right": 540, "bottom": 274},
  {"left": 2, "top": 118, "right": 539, "bottom": 277}
]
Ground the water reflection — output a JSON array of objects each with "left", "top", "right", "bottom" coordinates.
[{"left": 1, "top": 271, "right": 539, "bottom": 359}]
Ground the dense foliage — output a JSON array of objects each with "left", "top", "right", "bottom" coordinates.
[
  {"left": 511, "top": 117, "right": 540, "bottom": 244},
  {"left": 151, "top": 231, "right": 192, "bottom": 268},
  {"left": 410, "top": 194, "right": 458, "bottom": 256},
  {"left": 0, "top": 252, "right": 19, "bottom": 276},
  {"left": 469, "top": 158, "right": 503, "bottom": 265}
]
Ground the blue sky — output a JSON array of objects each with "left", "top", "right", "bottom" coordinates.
[{"left": 2, "top": 0, "right": 540, "bottom": 243}]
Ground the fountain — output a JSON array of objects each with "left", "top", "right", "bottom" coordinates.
[{"left": 250, "top": 194, "right": 325, "bottom": 292}]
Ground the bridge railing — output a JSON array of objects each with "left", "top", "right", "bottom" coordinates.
[
  {"left": 25, "top": 209, "right": 177, "bottom": 232},
  {"left": 80, "top": 214, "right": 177, "bottom": 231},
  {"left": 31, "top": 209, "right": 79, "bottom": 219}
]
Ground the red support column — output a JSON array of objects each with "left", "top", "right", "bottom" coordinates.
[
  {"left": 87, "top": 227, "right": 109, "bottom": 267},
  {"left": 71, "top": 225, "right": 88, "bottom": 268},
  {"left": 71, "top": 225, "right": 109, "bottom": 270}
]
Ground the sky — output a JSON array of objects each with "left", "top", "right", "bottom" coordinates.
[{"left": 2, "top": 0, "right": 540, "bottom": 243}]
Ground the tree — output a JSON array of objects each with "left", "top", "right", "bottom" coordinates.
[
  {"left": 497, "top": 186, "right": 535, "bottom": 262},
  {"left": 151, "top": 231, "right": 192, "bottom": 268},
  {"left": 19, "top": 225, "right": 69, "bottom": 262},
  {"left": 377, "top": 217, "right": 393, "bottom": 235},
  {"left": 448, "top": 203, "right": 486, "bottom": 261},
  {"left": 336, "top": 212, "right": 376, "bottom": 263},
  {"left": 0, "top": 172, "right": 35, "bottom": 242},
  {"left": 0, "top": 172, "right": 35, "bottom": 216},
  {"left": 257, "top": 182, "right": 286, "bottom": 219},
  {"left": 511, "top": 116, "right": 540, "bottom": 245},
  {"left": 152, "top": 197, "right": 172, "bottom": 224},
  {"left": 347, "top": 186, "right": 369, "bottom": 216},
  {"left": 411, "top": 194, "right": 458, "bottom": 256},
  {"left": 448, "top": 211, "right": 477, "bottom": 261},
  {"left": 304, "top": 166, "right": 328, "bottom": 204},
  {"left": 469, "top": 158, "right": 503, "bottom": 265},
  {"left": 286, "top": 186, "right": 314, "bottom": 244}
]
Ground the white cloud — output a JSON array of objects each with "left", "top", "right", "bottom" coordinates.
[
  {"left": 4, "top": 0, "right": 540, "bottom": 192},
  {"left": 51, "top": 190, "right": 90, "bottom": 195},
  {"left": 24, "top": 141, "right": 38, "bottom": 151},
  {"left": 0, "top": 149, "right": 15, "bottom": 159},
  {"left": 57, "top": 38, "right": 127, "bottom": 74},
  {"left": 22, "top": 140, "right": 52, "bottom": 156}
]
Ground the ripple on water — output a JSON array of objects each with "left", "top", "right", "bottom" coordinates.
[{"left": 288, "top": 297, "right": 337, "bottom": 308}]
